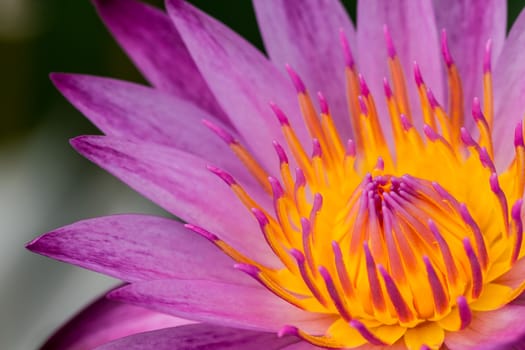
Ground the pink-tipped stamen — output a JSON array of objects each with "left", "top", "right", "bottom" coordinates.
[
  {"left": 202, "top": 119, "right": 236, "bottom": 145},
  {"left": 484, "top": 39, "right": 492, "bottom": 74},
  {"left": 207, "top": 165, "right": 236, "bottom": 186},
  {"left": 463, "top": 238, "right": 483, "bottom": 299},
  {"left": 459, "top": 203, "right": 489, "bottom": 268},
  {"left": 339, "top": 29, "right": 355, "bottom": 68},
  {"left": 400, "top": 114, "right": 412, "bottom": 131},
  {"left": 184, "top": 224, "right": 219, "bottom": 241},
  {"left": 383, "top": 25, "right": 396, "bottom": 58},
  {"left": 346, "top": 139, "right": 356, "bottom": 157},
  {"left": 472, "top": 97, "right": 487, "bottom": 123},
  {"left": 358, "top": 95, "right": 368, "bottom": 116},
  {"left": 309, "top": 193, "right": 323, "bottom": 226},
  {"left": 331, "top": 241, "right": 352, "bottom": 292},
  {"left": 460, "top": 127, "right": 477, "bottom": 148},
  {"left": 515, "top": 121, "right": 524, "bottom": 148},
  {"left": 252, "top": 207, "right": 270, "bottom": 228},
  {"left": 234, "top": 263, "right": 260, "bottom": 278},
  {"left": 428, "top": 219, "right": 459, "bottom": 284},
  {"left": 318, "top": 92, "right": 329, "bottom": 115},
  {"left": 457, "top": 296, "right": 472, "bottom": 329},
  {"left": 272, "top": 141, "right": 289, "bottom": 165},
  {"left": 511, "top": 199, "right": 524, "bottom": 263},
  {"left": 378, "top": 264, "right": 413, "bottom": 323},
  {"left": 290, "top": 248, "right": 326, "bottom": 305},
  {"left": 312, "top": 138, "right": 322, "bottom": 158},
  {"left": 423, "top": 124, "right": 439, "bottom": 142},
  {"left": 268, "top": 176, "right": 284, "bottom": 199},
  {"left": 363, "top": 243, "right": 386, "bottom": 312},
  {"left": 349, "top": 319, "right": 386, "bottom": 346},
  {"left": 319, "top": 265, "right": 352, "bottom": 321},
  {"left": 489, "top": 173, "right": 509, "bottom": 229},
  {"left": 286, "top": 64, "right": 307, "bottom": 93},
  {"left": 358, "top": 74, "right": 371, "bottom": 97},
  {"left": 413, "top": 61, "right": 424, "bottom": 87},
  {"left": 441, "top": 29, "right": 454, "bottom": 67},
  {"left": 278, "top": 325, "right": 298, "bottom": 338},
  {"left": 270, "top": 102, "right": 290, "bottom": 126},
  {"left": 423, "top": 256, "right": 448, "bottom": 314}
]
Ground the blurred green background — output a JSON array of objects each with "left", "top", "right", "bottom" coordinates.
[{"left": 0, "top": 1, "right": 524, "bottom": 349}]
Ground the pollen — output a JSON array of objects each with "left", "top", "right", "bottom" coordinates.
[{"left": 192, "top": 27, "right": 525, "bottom": 350}]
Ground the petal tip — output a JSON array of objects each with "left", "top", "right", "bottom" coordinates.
[{"left": 25, "top": 235, "right": 45, "bottom": 252}]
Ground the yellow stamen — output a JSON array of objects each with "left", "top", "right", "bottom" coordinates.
[{"left": 204, "top": 30, "right": 525, "bottom": 350}]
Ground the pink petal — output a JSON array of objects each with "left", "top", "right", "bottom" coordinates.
[
  {"left": 432, "top": 0, "right": 506, "bottom": 133},
  {"left": 165, "top": 0, "right": 309, "bottom": 173},
  {"left": 70, "top": 136, "right": 278, "bottom": 267},
  {"left": 492, "top": 8, "right": 525, "bottom": 169},
  {"left": 50, "top": 73, "right": 259, "bottom": 187},
  {"left": 444, "top": 304, "right": 525, "bottom": 350},
  {"left": 27, "top": 214, "right": 247, "bottom": 284},
  {"left": 252, "top": 0, "right": 355, "bottom": 139},
  {"left": 53, "top": 72, "right": 270, "bottom": 204},
  {"left": 41, "top": 294, "right": 189, "bottom": 350},
  {"left": 95, "top": 324, "right": 299, "bottom": 350},
  {"left": 280, "top": 343, "right": 317, "bottom": 350},
  {"left": 92, "top": 0, "right": 228, "bottom": 123},
  {"left": 357, "top": 0, "right": 443, "bottom": 136},
  {"left": 493, "top": 257, "right": 525, "bottom": 290},
  {"left": 108, "top": 279, "right": 333, "bottom": 334}
]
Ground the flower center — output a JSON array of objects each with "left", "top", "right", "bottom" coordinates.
[{"left": 188, "top": 28, "right": 525, "bottom": 349}]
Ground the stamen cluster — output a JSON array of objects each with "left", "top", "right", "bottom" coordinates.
[{"left": 189, "top": 27, "right": 525, "bottom": 349}]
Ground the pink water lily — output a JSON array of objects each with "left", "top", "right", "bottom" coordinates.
[{"left": 28, "top": 0, "right": 525, "bottom": 349}]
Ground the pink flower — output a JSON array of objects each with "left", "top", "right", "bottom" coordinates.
[{"left": 28, "top": 0, "right": 525, "bottom": 349}]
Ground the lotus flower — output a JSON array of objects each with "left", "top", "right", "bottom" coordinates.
[{"left": 27, "top": 0, "right": 525, "bottom": 349}]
